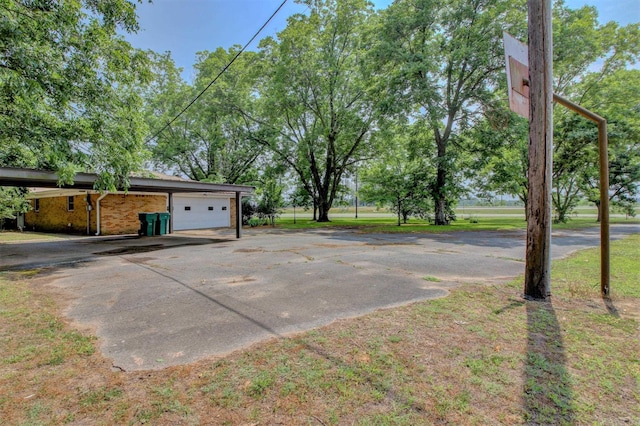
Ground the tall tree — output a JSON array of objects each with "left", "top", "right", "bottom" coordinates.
[
  {"left": 360, "top": 123, "right": 434, "bottom": 225},
  {"left": 548, "top": 2, "right": 639, "bottom": 221},
  {"left": 470, "top": 113, "right": 529, "bottom": 207},
  {"left": 375, "top": 0, "right": 524, "bottom": 225},
  {"left": 575, "top": 69, "right": 640, "bottom": 221},
  {"left": 145, "top": 48, "right": 262, "bottom": 184},
  {"left": 251, "top": 0, "right": 380, "bottom": 222},
  {"left": 0, "top": 0, "right": 150, "bottom": 189},
  {"left": 469, "top": 2, "right": 639, "bottom": 220}
]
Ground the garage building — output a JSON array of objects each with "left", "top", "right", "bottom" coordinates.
[{"left": 1, "top": 167, "right": 254, "bottom": 238}]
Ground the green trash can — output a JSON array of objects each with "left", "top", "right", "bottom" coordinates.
[
  {"left": 156, "top": 212, "right": 170, "bottom": 235},
  {"left": 138, "top": 212, "right": 157, "bottom": 236}
]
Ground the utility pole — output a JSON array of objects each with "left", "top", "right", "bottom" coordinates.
[{"left": 524, "top": 0, "right": 553, "bottom": 299}]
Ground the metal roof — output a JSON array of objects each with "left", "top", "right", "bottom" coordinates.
[{"left": 0, "top": 167, "right": 254, "bottom": 194}]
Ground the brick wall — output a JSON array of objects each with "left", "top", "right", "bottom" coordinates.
[
  {"left": 25, "top": 194, "right": 91, "bottom": 234},
  {"left": 25, "top": 193, "right": 167, "bottom": 235},
  {"left": 99, "top": 194, "right": 167, "bottom": 235}
]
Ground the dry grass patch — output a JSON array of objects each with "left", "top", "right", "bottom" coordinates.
[{"left": 1, "top": 236, "right": 639, "bottom": 425}]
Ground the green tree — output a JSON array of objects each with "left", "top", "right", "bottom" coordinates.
[
  {"left": 470, "top": 2, "right": 639, "bottom": 221},
  {"left": 288, "top": 182, "right": 313, "bottom": 209},
  {"left": 549, "top": 111, "right": 602, "bottom": 223},
  {"left": 0, "top": 0, "right": 151, "bottom": 189},
  {"left": 256, "top": 177, "right": 285, "bottom": 226},
  {"left": 0, "top": 187, "right": 30, "bottom": 230},
  {"left": 375, "top": 0, "right": 524, "bottom": 225},
  {"left": 360, "top": 155, "right": 433, "bottom": 226},
  {"left": 549, "top": 2, "right": 639, "bottom": 222},
  {"left": 574, "top": 69, "right": 640, "bottom": 221},
  {"left": 360, "top": 123, "right": 434, "bottom": 226},
  {"left": 251, "top": 0, "right": 380, "bottom": 222},
  {"left": 145, "top": 48, "right": 262, "bottom": 184},
  {"left": 287, "top": 183, "right": 313, "bottom": 224},
  {"left": 241, "top": 162, "right": 287, "bottom": 226},
  {"left": 471, "top": 114, "right": 529, "bottom": 208}
]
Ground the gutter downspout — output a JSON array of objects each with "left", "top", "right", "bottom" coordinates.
[
  {"left": 95, "top": 193, "right": 108, "bottom": 236},
  {"left": 86, "top": 193, "right": 92, "bottom": 235}
]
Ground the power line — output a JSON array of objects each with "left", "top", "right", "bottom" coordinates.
[{"left": 146, "top": 0, "right": 289, "bottom": 144}]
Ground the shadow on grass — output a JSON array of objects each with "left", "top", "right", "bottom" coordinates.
[
  {"left": 603, "top": 298, "right": 620, "bottom": 317},
  {"left": 524, "top": 299, "right": 574, "bottom": 424}
]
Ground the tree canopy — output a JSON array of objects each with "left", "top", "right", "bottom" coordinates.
[
  {"left": 470, "top": 1, "right": 639, "bottom": 221},
  {"left": 2, "top": 0, "right": 637, "bottom": 225},
  {"left": 374, "top": 0, "right": 525, "bottom": 225},
  {"left": 0, "top": 0, "right": 150, "bottom": 189},
  {"left": 249, "top": 0, "right": 381, "bottom": 222},
  {"left": 144, "top": 48, "right": 262, "bottom": 184}
]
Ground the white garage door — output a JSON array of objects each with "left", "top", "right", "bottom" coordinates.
[{"left": 172, "top": 194, "right": 230, "bottom": 230}]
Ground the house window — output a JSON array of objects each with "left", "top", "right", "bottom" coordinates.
[
  {"left": 34, "top": 199, "right": 40, "bottom": 212},
  {"left": 184, "top": 206, "right": 191, "bottom": 211},
  {"left": 208, "top": 206, "right": 214, "bottom": 211},
  {"left": 67, "top": 196, "right": 74, "bottom": 211},
  {"left": 222, "top": 206, "right": 227, "bottom": 211}
]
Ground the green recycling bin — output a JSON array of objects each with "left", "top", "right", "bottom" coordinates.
[
  {"left": 138, "top": 212, "right": 157, "bottom": 236},
  {"left": 156, "top": 212, "right": 170, "bottom": 235}
]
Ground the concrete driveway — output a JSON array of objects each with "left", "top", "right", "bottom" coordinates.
[{"left": 1, "top": 224, "right": 637, "bottom": 371}]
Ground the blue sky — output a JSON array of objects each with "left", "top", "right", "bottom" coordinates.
[{"left": 124, "top": 0, "right": 639, "bottom": 81}]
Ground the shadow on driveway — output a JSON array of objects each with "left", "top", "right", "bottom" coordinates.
[{"left": 0, "top": 234, "right": 233, "bottom": 271}]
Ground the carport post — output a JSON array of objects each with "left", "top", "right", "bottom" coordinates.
[
  {"left": 235, "top": 192, "right": 242, "bottom": 239},
  {"left": 168, "top": 192, "right": 174, "bottom": 234}
]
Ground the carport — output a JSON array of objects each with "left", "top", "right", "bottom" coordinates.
[{"left": 0, "top": 167, "right": 254, "bottom": 238}]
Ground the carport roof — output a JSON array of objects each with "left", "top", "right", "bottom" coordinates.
[{"left": 0, "top": 167, "right": 254, "bottom": 194}]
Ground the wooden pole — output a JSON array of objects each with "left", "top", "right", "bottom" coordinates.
[{"left": 524, "top": 0, "right": 553, "bottom": 299}]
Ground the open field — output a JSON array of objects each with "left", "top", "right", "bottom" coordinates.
[
  {"left": 282, "top": 205, "right": 640, "bottom": 218},
  {"left": 274, "top": 213, "right": 640, "bottom": 233},
  {"left": 1, "top": 231, "right": 638, "bottom": 424}
]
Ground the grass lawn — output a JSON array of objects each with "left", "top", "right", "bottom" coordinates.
[
  {"left": 282, "top": 205, "right": 639, "bottom": 217},
  {"left": 272, "top": 215, "right": 639, "bottom": 233},
  {"left": 0, "top": 234, "right": 638, "bottom": 424},
  {"left": 0, "top": 231, "right": 65, "bottom": 243}
]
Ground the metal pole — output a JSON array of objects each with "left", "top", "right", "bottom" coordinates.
[
  {"left": 168, "top": 193, "right": 174, "bottom": 234},
  {"left": 355, "top": 167, "right": 358, "bottom": 219},
  {"left": 552, "top": 93, "right": 610, "bottom": 296},
  {"left": 598, "top": 120, "right": 610, "bottom": 296},
  {"left": 235, "top": 192, "right": 242, "bottom": 239}
]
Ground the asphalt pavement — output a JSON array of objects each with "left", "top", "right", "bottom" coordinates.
[{"left": 1, "top": 224, "right": 637, "bottom": 371}]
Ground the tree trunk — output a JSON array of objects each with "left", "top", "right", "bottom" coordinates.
[
  {"left": 433, "top": 136, "right": 449, "bottom": 225},
  {"left": 595, "top": 200, "right": 601, "bottom": 223},
  {"left": 317, "top": 199, "right": 331, "bottom": 222},
  {"left": 434, "top": 196, "right": 449, "bottom": 225}
]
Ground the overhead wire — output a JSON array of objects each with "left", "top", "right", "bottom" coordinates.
[{"left": 145, "top": 0, "right": 289, "bottom": 144}]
